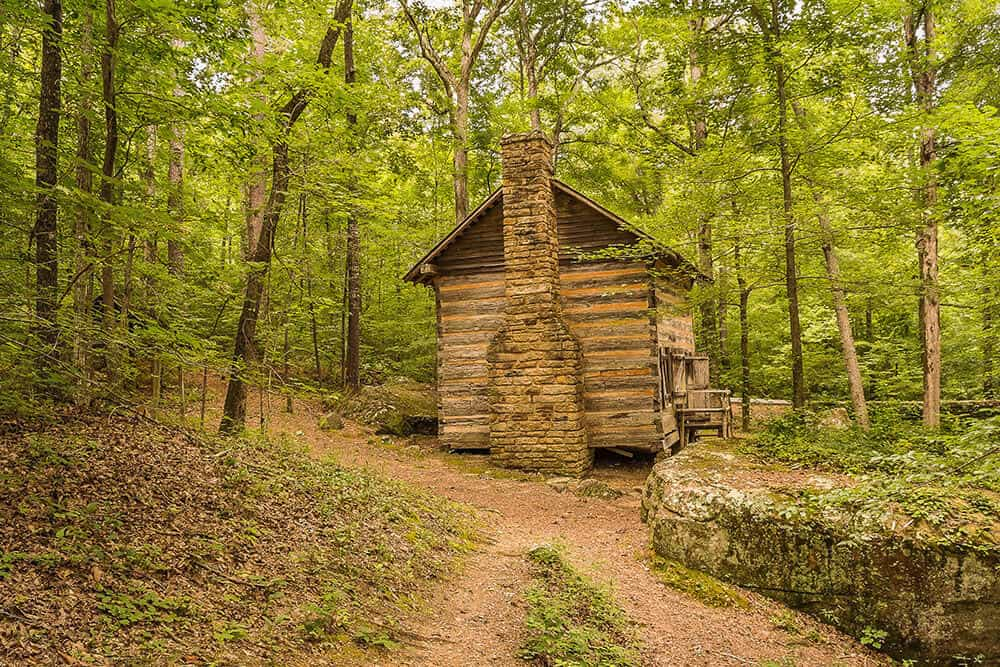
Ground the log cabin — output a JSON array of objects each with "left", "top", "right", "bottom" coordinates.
[{"left": 404, "top": 131, "right": 706, "bottom": 475}]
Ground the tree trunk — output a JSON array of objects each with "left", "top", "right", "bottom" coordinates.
[
  {"left": 167, "top": 123, "right": 184, "bottom": 275},
  {"left": 144, "top": 126, "right": 158, "bottom": 267},
  {"left": 790, "top": 101, "right": 870, "bottom": 429},
  {"left": 734, "top": 242, "right": 752, "bottom": 431},
  {"left": 244, "top": 1, "right": 267, "bottom": 259},
  {"left": 817, "top": 207, "right": 870, "bottom": 429},
  {"left": 688, "top": 14, "right": 721, "bottom": 384},
  {"left": 517, "top": 0, "right": 541, "bottom": 132},
  {"left": 73, "top": 7, "right": 94, "bottom": 378},
  {"left": 906, "top": 8, "right": 941, "bottom": 427},
  {"left": 764, "top": 0, "right": 806, "bottom": 408},
  {"left": 984, "top": 283, "right": 996, "bottom": 399},
  {"left": 99, "top": 0, "right": 119, "bottom": 372},
  {"left": 452, "top": 88, "right": 470, "bottom": 224},
  {"left": 221, "top": 2, "right": 352, "bottom": 433},
  {"left": 34, "top": 0, "right": 62, "bottom": 363},
  {"left": 344, "top": 11, "right": 361, "bottom": 391}
]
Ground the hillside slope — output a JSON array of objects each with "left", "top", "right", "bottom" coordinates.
[{"left": 0, "top": 411, "right": 472, "bottom": 664}]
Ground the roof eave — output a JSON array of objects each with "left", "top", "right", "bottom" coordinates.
[{"left": 402, "top": 188, "right": 503, "bottom": 284}]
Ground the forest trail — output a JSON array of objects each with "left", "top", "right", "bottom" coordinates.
[{"left": 203, "top": 385, "right": 886, "bottom": 667}]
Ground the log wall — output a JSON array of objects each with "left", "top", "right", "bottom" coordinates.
[{"left": 432, "top": 189, "right": 693, "bottom": 454}]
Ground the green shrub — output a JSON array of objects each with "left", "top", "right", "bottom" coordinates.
[{"left": 741, "top": 409, "right": 1000, "bottom": 550}]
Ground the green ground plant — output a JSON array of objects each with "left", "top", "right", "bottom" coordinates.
[
  {"left": 742, "top": 409, "right": 1000, "bottom": 550},
  {"left": 520, "top": 544, "right": 646, "bottom": 667},
  {"left": 0, "top": 413, "right": 476, "bottom": 662}
]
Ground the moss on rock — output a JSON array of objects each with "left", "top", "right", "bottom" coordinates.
[{"left": 641, "top": 444, "right": 1000, "bottom": 665}]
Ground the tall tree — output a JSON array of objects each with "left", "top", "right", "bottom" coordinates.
[
  {"left": 98, "top": 0, "right": 120, "bottom": 355},
  {"left": 34, "top": 0, "right": 63, "bottom": 364},
  {"left": 167, "top": 123, "right": 184, "bottom": 275},
  {"left": 688, "top": 9, "right": 722, "bottom": 385},
  {"left": 244, "top": 1, "right": 267, "bottom": 258},
  {"left": 221, "top": 0, "right": 353, "bottom": 432},
  {"left": 399, "top": 0, "right": 512, "bottom": 224},
  {"left": 73, "top": 6, "right": 95, "bottom": 378},
  {"left": 815, "top": 196, "right": 871, "bottom": 429},
  {"left": 750, "top": 0, "right": 805, "bottom": 408},
  {"left": 344, "top": 8, "right": 361, "bottom": 391},
  {"left": 904, "top": 2, "right": 941, "bottom": 427}
]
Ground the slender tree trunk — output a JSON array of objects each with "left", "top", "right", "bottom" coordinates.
[
  {"left": 791, "top": 100, "right": 870, "bottom": 428},
  {"left": 763, "top": 0, "right": 806, "bottom": 408},
  {"left": 221, "top": 3, "right": 351, "bottom": 432},
  {"left": 906, "top": 7, "right": 941, "bottom": 427},
  {"left": 344, "top": 11, "right": 362, "bottom": 391},
  {"left": 73, "top": 8, "right": 94, "bottom": 379},
  {"left": 517, "top": 0, "right": 541, "bottom": 132},
  {"left": 144, "top": 126, "right": 162, "bottom": 414},
  {"left": 687, "top": 15, "right": 721, "bottom": 384},
  {"left": 144, "top": 127, "right": 158, "bottom": 267},
  {"left": 452, "top": 88, "right": 470, "bottom": 224},
  {"left": 984, "top": 282, "right": 996, "bottom": 399},
  {"left": 734, "top": 242, "right": 752, "bottom": 431},
  {"left": 167, "top": 123, "right": 184, "bottom": 275},
  {"left": 244, "top": 1, "right": 267, "bottom": 258},
  {"left": 99, "top": 0, "right": 119, "bottom": 373},
  {"left": 34, "top": 0, "right": 62, "bottom": 364},
  {"left": 816, "top": 207, "right": 870, "bottom": 429}
]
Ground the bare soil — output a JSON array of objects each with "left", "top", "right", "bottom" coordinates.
[{"left": 214, "top": 385, "right": 889, "bottom": 667}]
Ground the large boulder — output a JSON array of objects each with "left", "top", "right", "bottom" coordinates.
[{"left": 641, "top": 444, "right": 1000, "bottom": 665}]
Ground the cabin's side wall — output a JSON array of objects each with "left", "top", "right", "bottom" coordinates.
[
  {"left": 654, "top": 276, "right": 696, "bottom": 443},
  {"left": 430, "top": 187, "right": 685, "bottom": 455},
  {"left": 560, "top": 260, "right": 662, "bottom": 452},
  {"left": 434, "top": 272, "right": 504, "bottom": 449}
]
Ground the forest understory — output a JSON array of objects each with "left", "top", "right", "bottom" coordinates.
[{"left": 0, "top": 379, "right": 892, "bottom": 665}]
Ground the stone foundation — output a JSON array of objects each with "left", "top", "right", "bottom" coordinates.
[{"left": 487, "top": 132, "right": 591, "bottom": 475}]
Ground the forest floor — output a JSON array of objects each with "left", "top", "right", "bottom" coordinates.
[{"left": 203, "top": 382, "right": 890, "bottom": 667}]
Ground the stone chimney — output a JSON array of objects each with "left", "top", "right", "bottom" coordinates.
[{"left": 486, "top": 132, "right": 591, "bottom": 475}]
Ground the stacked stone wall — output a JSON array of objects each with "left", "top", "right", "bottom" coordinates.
[{"left": 487, "top": 132, "right": 591, "bottom": 475}]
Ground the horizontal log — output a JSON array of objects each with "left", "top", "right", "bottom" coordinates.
[
  {"left": 585, "top": 411, "right": 659, "bottom": 429},
  {"left": 578, "top": 333, "right": 654, "bottom": 353},
  {"left": 561, "top": 265, "right": 647, "bottom": 283},
  {"left": 586, "top": 396, "right": 657, "bottom": 413},
  {"left": 440, "top": 432, "right": 490, "bottom": 448},
  {"left": 440, "top": 343, "right": 490, "bottom": 361},
  {"left": 561, "top": 282, "right": 648, "bottom": 298},
  {"left": 574, "top": 324, "right": 653, "bottom": 338},
  {"left": 582, "top": 374, "right": 657, "bottom": 392},
  {"left": 581, "top": 357, "right": 656, "bottom": 373},
  {"left": 439, "top": 297, "right": 505, "bottom": 316},
  {"left": 441, "top": 311, "right": 502, "bottom": 328},
  {"left": 564, "top": 308, "right": 653, "bottom": 324},
  {"left": 583, "top": 366, "right": 654, "bottom": 379},
  {"left": 438, "top": 273, "right": 505, "bottom": 290},
  {"left": 590, "top": 439, "right": 662, "bottom": 453},
  {"left": 564, "top": 299, "right": 649, "bottom": 315},
  {"left": 440, "top": 330, "right": 494, "bottom": 346}
]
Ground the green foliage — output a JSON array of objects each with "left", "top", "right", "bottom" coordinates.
[
  {"left": 743, "top": 410, "right": 1000, "bottom": 549},
  {"left": 96, "top": 586, "right": 191, "bottom": 628},
  {"left": 859, "top": 626, "right": 888, "bottom": 650},
  {"left": 1, "top": 0, "right": 1000, "bottom": 413},
  {"left": 520, "top": 544, "right": 646, "bottom": 667}
]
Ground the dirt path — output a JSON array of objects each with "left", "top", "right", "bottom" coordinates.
[{"left": 204, "top": 388, "right": 886, "bottom": 667}]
